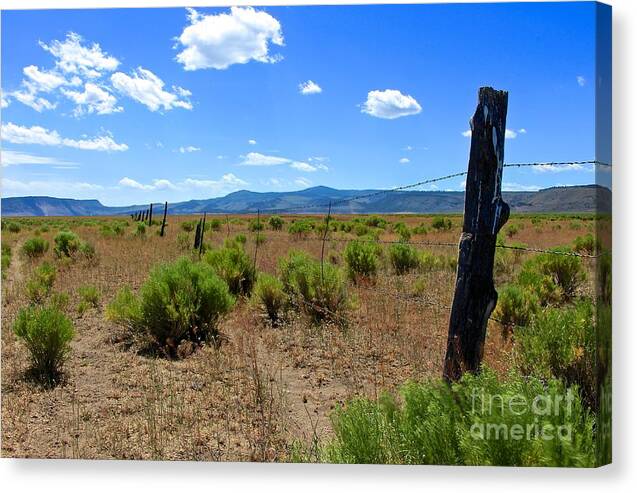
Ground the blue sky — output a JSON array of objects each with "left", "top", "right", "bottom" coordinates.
[{"left": 1, "top": 3, "right": 607, "bottom": 206}]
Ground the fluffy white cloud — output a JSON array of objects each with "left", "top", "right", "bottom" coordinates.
[
  {"left": 248, "top": 139, "right": 257, "bottom": 145},
  {"left": 290, "top": 161, "right": 318, "bottom": 172},
  {"left": 182, "top": 173, "right": 248, "bottom": 189},
  {"left": 119, "top": 177, "right": 177, "bottom": 191},
  {"left": 1, "top": 122, "right": 128, "bottom": 151},
  {"left": 23, "top": 65, "right": 68, "bottom": 92},
  {"left": 399, "top": 157, "right": 410, "bottom": 164},
  {"left": 502, "top": 182, "right": 541, "bottom": 192},
  {"left": 299, "top": 80, "right": 322, "bottom": 95},
  {"left": 175, "top": 7, "right": 284, "bottom": 71},
  {"left": 179, "top": 146, "right": 200, "bottom": 153},
  {"left": 462, "top": 128, "right": 522, "bottom": 139},
  {"left": 1, "top": 122, "right": 61, "bottom": 145},
  {"left": 361, "top": 89, "right": 422, "bottom": 119},
  {"left": 40, "top": 32, "right": 120, "bottom": 78},
  {"left": 1, "top": 92, "right": 9, "bottom": 108},
  {"left": 577, "top": 75, "right": 586, "bottom": 87},
  {"left": 62, "top": 82, "right": 122, "bottom": 115},
  {"left": 111, "top": 67, "right": 192, "bottom": 112},
  {"left": 1, "top": 150, "right": 77, "bottom": 167},
  {"left": 532, "top": 162, "right": 587, "bottom": 173},
  {"left": 2, "top": 178, "right": 103, "bottom": 196},
  {"left": 11, "top": 89, "right": 57, "bottom": 112},
  {"left": 294, "top": 177, "right": 312, "bottom": 188},
  {"left": 240, "top": 152, "right": 291, "bottom": 166}
]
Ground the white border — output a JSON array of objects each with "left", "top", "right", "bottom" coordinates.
[{"left": 1, "top": 0, "right": 635, "bottom": 491}]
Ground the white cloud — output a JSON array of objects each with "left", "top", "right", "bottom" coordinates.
[
  {"left": 179, "top": 145, "right": 201, "bottom": 153},
  {"left": 404, "top": 145, "right": 414, "bottom": 151},
  {"left": 111, "top": 67, "right": 192, "bottom": 112},
  {"left": 240, "top": 151, "right": 291, "bottom": 166},
  {"left": 175, "top": 7, "right": 284, "bottom": 71},
  {"left": 399, "top": 157, "right": 410, "bottom": 164},
  {"left": 502, "top": 182, "right": 541, "bottom": 192},
  {"left": 577, "top": 75, "right": 586, "bottom": 87},
  {"left": 11, "top": 89, "right": 57, "bottom": 112},
  {"left": 361, "top": 89, "right": 422, "bottom": 119},
  {"left": 248, "top": 139, "right": 257, "bottom": 145},
  {"left": 2, "top": 178, "right": 103, "bottom": 196},
  {"left": 532, "top": 162, "right": 587, "bottom": 173},
  {"left": 61, "top": 82, "right": 122, "bottom": 115},
  {"left": 23, "top": 65, "right": 67, "bottom": 92},
  {"left": 182, "top": 173, "right": 248, "bottom": 191},
  {"left": 1, "top": 122, "right": 61, "bottom": 145},
  {"left": 462, "top": 128, "right": 521, "bottom": 139},
  {"left": 294, "top": 177, "right": 312, "bottom": 188},
  {"left": 299, "top": 80, "right": 322, "bottom": 95},
  {"left": 1, "top": 122, "right": 128, "bottom": 152},
  {"left": 1, "top": 92, "right": 9, "bottom": 108},
  {"left": 239, "top": 152, "right": 328, "bottom": 172},
  {"left": 40, "top": 32, "right": 120, "bottom": 78},
  {"left": 1, "top": 150, "right": 77, "bottom": 167},
  {"left": 119, "top": 177, "right": 177, "bottom": 191}
]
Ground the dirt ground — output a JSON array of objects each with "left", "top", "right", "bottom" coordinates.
[{"left": 0, "top": 213, "right": 600, "bottom": 460}]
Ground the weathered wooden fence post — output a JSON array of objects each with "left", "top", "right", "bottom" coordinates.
[
  {"left": 194, "top": 219, "right": 202, "bottom": 250},
  {"left": 148, "top": 203, "right": 153, "bottom": 226},
  {"left": 253, "top": 210, "right": 260, "bottom": 271},
  {"left": 199, "top": 212, "right": 207, "bottom": 256},
  {"left": 160, "top": 201, "right": 168, "bottom": 237},
  {"left": 443, "top": 87, "right": 510, "bottom": 381},
  {"left": 320, "top": 201, "right": 332, "bottom": 281}
]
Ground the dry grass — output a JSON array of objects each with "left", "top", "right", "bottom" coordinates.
[{"left": 1, "top": 213, "right": 599, "bottom": 460}]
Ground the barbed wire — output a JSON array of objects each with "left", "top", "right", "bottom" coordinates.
[
  {"left": 222, "top": 228, "right": 605, "bottom": 259},
  {"left": 240, "top": 159, "right": 610, "bottom": 215}
]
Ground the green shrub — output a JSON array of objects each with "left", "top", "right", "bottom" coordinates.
[
  {"left": 50, "top": 291, "right": 70, "bottom": 311},
  {"left": 520, "top": 251, "right": 585, "bottom": 300},
  {"left": 505, "top": 224, "right": 519, "bottom": 238},
  {"left": 344, "top": 240, "right": 380, "bottom": 282},
  {"left": 288, "top": 220, "right": 313, "bottom": 238},
  {"left": 493, "top": 285, "right": 538, "bottom": 330},
  {"left": 279, "top": 251, "right": 348, "bottom": 324},
  {"left": 392, "top": 222, "right": 411, "bottom": 242},
  {"left": 389, "top": 243, "right": 420, "bottom": 275},
  {"left": 107, "top": 258, "right": 234, "bottom": 351},
  {"left": 105, "top": 286, "right": 142, "bottom": 328},
  {"left": 234, "top": 233, "right": 247, "bottom": 245},
  {"left": 204, "top": 242, "right": 256, "bottom": 296},
  {"left": 78, "top": 241, "right": 96, "bottom": 260},
  {"left": 268, "top": 215, "right": 284, "bottom": 231},
  {"left": 573, "top": 234, "right": 600, "bottom": 255},
  {"left": 78, "top": 285, "right": 100, "bottom": 308},
  {"left": 248, "top": 218, "right": 264, "bottom": 232},
  {"left": 363, "top": 215, "right": 387, "bottom": 229},
  {"left": 517, "top": 301, "right": 596, "bottom": 408},
  {"left": 26, "top": 262, "right": 57, "bottom": 303},
  {"left": 54, "top": 231, "right": 80, "bottom": 257},
  {"left": 208, "top": 218, "right": 222, "bottom": 232},
  {"left": 1, "top": 243, "right": 12, "bottom": 278},
  {"left": 4, "top": 221, "right": 21, "bottom": 233},
  {"left": 13, "top": 305, "right": 74, "bottom": 383},
  {"left": 252, "top": 273, "right": 286, "bottom": 325},
  {"left": 22, "top": 237, "right": 49, "bottom": 258},
  {"left": 432, "top": 217, "right": 452, "bottom": 231},
  {"left": 135, "top": 223, "right": 146, "bottom": 236},
  {"left": 324, "top": 368, "right": 594, "bottom": 467},
  {"left": 412, "top": 223, "right": 429, "bottom": 235},
  {"left": 180, "top": 221, "right": 196, "bottom": 232}
]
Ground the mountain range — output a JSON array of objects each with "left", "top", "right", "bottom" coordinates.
[{"left": 0, "top": 184, "right": 611, "bottom": 217}]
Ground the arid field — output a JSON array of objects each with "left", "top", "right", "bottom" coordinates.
[{"left": 0, "top": 213, "right": 609, "bottom": 463}]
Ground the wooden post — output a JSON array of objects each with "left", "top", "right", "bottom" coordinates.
[
  {"left": 199, "top": 212, "right": 207, "bottom": 256},
  {"left": 225, "top": 214, "right": 230, "bottom": 238},
  {"left": 443, "top": 87, "right": 510, "bottom": 381},
  {"left": 253, "top": 210, "right": 260, "bottom": 271},
  {"left": 160, "top": 201, "right": 168, "bottom": 237},
  {"left": 148, "top": 203, "right": 153, "bottom": 226},
  {"left": 194, "top": 219, "right": 202, "bottom": 250},
  {"left": 320, "top": 201, "right": 332, "bottom": 281}
]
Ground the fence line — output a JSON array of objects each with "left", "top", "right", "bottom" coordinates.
[
  {"left": 239, "top": 159, "right": 609, "bottom": 215},
  {"left": 213, "top": 228, "right": 605, "bottom": 259}
]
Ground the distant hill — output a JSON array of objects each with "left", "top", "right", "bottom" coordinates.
[{"left": 1, "top": 185, "right": 611, "bottom": 217}]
